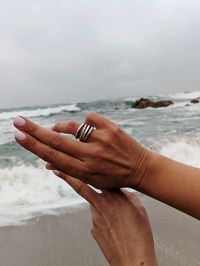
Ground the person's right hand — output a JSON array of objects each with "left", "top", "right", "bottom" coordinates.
[
  {"left": 14, "top": 112, "right": 154, "bottom": 190},
  {"left": 53, "top": 170, "right": 157, "bottom": 266}
]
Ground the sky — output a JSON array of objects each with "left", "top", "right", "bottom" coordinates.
[{"left": 0, "top": 0, "right": 200, "bottom": 108}]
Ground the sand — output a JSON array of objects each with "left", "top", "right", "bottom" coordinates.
[
  {"left": 0, "top": 196, "right": 200, "bottom": 266},
  {"left": 142, "top": 196, "right": 200, "bottom": 266}
]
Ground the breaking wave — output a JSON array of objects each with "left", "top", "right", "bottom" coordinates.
[
  {"left": 0, "top": 104, "right": 80, "bottom": 121},
  {"left": 170, "top": 91, "right": 200, "bottom": 100},
  {"left": 150, "top": 134, "right": 200, "bottom": 168},
  {"left": 0, "top": 164, "right": 84, "bottom": 226}
]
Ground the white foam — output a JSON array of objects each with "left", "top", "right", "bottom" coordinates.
[
  {"left": 118, "top": 119, "right": 144, "bottom": 127},
  {"left": 0, "top": 104, "right": 80, "bottom": 121},
  {"left": 124, "top": 97, "right": 138, "bottom": 102},
  {"left": 170, "top": 91, "right": 200, "bottom": 100},
  {"left": 158, "top": 137, "right": 200, "bottom": 168},
  {"left": 169, "top": 101, "right": 189, "bottom": 108},
  {"left": 0, "top": 164, "right": 84, "bottom": 225}
]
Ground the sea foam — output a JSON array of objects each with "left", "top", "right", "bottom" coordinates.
[
  {"left": 0, "top": 104, "right": 80, "bottom": 121},
  {"left": 0, "top": 93, "right": 200, "bottom": 225},
  {"left": 170, "top": 91, "right": 200, "bottom": 100},
  {"left": 153, "top": 135, "right": 200, "bottom": 168},
  {"left": 0, "top": 164, "right": 84, "bottom": 226}
]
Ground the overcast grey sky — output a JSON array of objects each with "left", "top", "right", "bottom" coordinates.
[{"left": 0, "top": 0, "right": 200, "bottom": 108}]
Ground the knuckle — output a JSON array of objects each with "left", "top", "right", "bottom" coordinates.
[
  {"left": 93, "top": 147, "right": 104, "bottom": 158},
  {"left": 43, "top": 148, "right": 57, "bottom": 163},
  {"left": 74, "top": 182, "right": 84, "bottom": 194},
  {"left": 76, "top": 165, "right": 91, "bottom": 181},
  {"left": 49, "top": 133, "right": 63, "bottom": 148},
  {"left": 84, "top": 160, "right": 96, "bottom": 175},
  {"left": 100, "top": 127, "right": 123, "bottom": 146},
  {"left": 28, "top": 123, "right": 38, "bottom": 134},
  {"left": 28, "top": 138, "right": 37, "bottom": 150},
  {"left": 83, "top": 169, "right": 93, "bottom": 182},
  {"left": 67, "top": 120, "right": 78, "bottom": 131},
  {"left": 86, "top": 112, "right": 97, "bottom": 123},
  {"left": 101, "top": 132, "right": 112, "bottom": 145},
  {"left": 110, "top": 125, "right": 122, "bottom": 137},
  {"left": 53, "top": 122, "right": 61, "bottom": 130}
]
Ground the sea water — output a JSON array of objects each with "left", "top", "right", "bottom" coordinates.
[{"left": 0, "top": 91, "right": 200, "bottom": 226}]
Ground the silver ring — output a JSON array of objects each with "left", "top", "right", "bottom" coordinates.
[{"left": 75, "top": 123, "right": 96, "bottom": 142}]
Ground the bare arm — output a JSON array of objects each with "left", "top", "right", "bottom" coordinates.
[
  {"left": 136, "top": 152, "right": 200, "bottom": 220},
  {"left": 13, "top": 112, "right": 200, "bottom": 220}
]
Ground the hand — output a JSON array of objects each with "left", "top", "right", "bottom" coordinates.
[
  {"left": 13, "top": 112, "right": 153, "bottom": 189},
  {"left": 53, "top": 171, "right": 157, "bottom": 266}
]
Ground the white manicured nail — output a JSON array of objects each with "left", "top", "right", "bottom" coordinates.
[
  {"left": 15, "top": 131, "right": 26, "bottom": 141},
  {"left": 53, "top": 170, "right": 60, "bottom": 176},
  {"left": 14, "top": 116, "right": 26, "bottom": 127}
]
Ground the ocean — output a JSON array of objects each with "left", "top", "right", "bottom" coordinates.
[{"left": 0, "top": 91, "right": 200, "bottom": 226}]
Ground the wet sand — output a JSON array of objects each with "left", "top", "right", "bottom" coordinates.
[
  {"left": 142, "top": 196, "right": 200, "bottom": 266},
  {"left": 0, "top": 196, "right": 199, "bottom": 266}
]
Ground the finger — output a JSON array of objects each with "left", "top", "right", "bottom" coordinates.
[
  {"left": 52, "top": 113, "right": 113, "bottom": 141},
  {"left": 13, "top": 116, "right": 87, "bottom": 158},
  {"left": 15, "top": 131, "right": 88, "bottom": 180},
  {"left": 52, "top": 120, "right": 80, "bottom": 136},
  {"left": 53, "top": 170, "right": 100, "bottom": 207},
  {"left": 53, "top": 119, "right": 97, "bottom": 142},
  {"left": 85, "top": 112, "right": 116, "bottom": 129}
]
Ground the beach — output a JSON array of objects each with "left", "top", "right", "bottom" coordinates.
[
  {"left": 0, "top": 195, "right": 199, "bottom": 266},
  {"left": 1, "top": 92, "right": 200, "bottom": 225},
  {"left": 0, "top": 92, "right": 200, "bottom": 265}
]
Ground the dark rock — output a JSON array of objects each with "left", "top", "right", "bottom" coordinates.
[
  {"left": 191, "top": 98, "right": 200, "bottom": 104},
  {"left": 132, "top": 98, "right": 173, "bottom": 109}
]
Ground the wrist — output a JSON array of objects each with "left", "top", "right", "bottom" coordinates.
[{"left": 131, "top": 150, "right": 161, "bottom": 191}]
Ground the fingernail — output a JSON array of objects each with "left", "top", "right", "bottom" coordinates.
[
  {"left": 53, "top": 170, "right": 60, "bottom": 176},
  {"left": 15, "top": 131, "right": 26, "bottom": 141},
  {"left": 14, "top": 116, "right": 26, "bottom": 127}
]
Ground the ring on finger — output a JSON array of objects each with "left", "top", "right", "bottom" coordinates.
[{"left": 75, "top": 123, "right": 96, "bottom": 142}]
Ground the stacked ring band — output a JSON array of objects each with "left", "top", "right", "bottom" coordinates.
[{"left": 75, "top": 123, "right": 96, "bottom": 142}]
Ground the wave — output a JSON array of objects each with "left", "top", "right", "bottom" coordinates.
[
  {"left": 149, "top": 134, "right": 200, "bottom": 168},
  {"left": 1, "top": 134, "right": 200, "bottom": 225},
  {"left": 170, "top": 91, "right": 200, "bottom": 100},
  {"left": 0, "top": 164, "right": 83, "bottom": 226},
  {"left": 124, "top": 97, "right": 139, "bottom": 102},
  {"left": 0, "top": 104, "right": 81, "bottom": 121}
]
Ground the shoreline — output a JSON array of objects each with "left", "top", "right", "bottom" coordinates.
[{"left": 0, "top": 195, "right": 199, "bottom": 266}]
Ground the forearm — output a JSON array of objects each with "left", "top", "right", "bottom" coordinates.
[{"left": 136, "top": 152, "right": 200, "bottom": 220}]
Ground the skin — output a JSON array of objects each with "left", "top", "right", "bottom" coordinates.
[
  {"left": 52, "top": 170, "right": 157, "bottom": 266},
  {"left": 14, "top": 112, "right": 200, "bottom": 219}
]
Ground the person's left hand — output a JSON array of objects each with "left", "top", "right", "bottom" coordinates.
[{"left": 52, "top": 170, "right": 157, "bottom": 266}]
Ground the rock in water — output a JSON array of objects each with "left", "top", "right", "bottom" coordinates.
[
  {"left": 191, "top": 98, "right": 200, "bottom": 104},
  {"left": 132, "top": 98, "right": 173, "bottom": 109}
]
